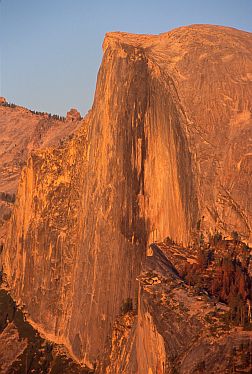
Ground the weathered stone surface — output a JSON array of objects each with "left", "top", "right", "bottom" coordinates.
[
  {"left": 66, "top": 108, "right": 82, "bottom": 122},
  {"left": 0, "top": 104, "right": 81, "bottom": 195},
  {"left": 98, "top": 312, "right": 138, "bottom": 374},
  {"left": 2, "top": 24, "right": 252, "bottom": 369},
  {"left": 133, "top": 243, "right": 252, "bottom": 373},
  {"left": 102, "top": 238, "right": 252, "bottom": 373},
  {"left": 0, "top": 103, "right": 82, "bottom": 247},
  {"left": 0, "top": 288, "right": 92, "bottom": 373}
]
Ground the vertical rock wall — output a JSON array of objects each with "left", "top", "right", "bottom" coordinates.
[
  {"left": 5, "top": 24, "right": 252, "bottom": 368},
  {"left": 3, "top": 37, "right": 197, "bottom": 366}
]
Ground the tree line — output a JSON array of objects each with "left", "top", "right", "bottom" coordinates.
[
  {"left": 29, "top": 110, "right": 66, "bottom": 121},
  {"left": 0, "top": 101, "right": 66, "bottom": 121},
  {"left": 181, "top": 235, "right": 252, "bottom": 329},
  {"left": 0, "top": 102, "right": 16, "bottom": 108}
]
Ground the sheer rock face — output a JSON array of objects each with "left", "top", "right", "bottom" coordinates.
[
  {"left": 0, "top": 289, "right": 92, "bottom": 373},
  {"left": 2, "top": 24, "right": 252, "bottom": 367},
  {"left": 104, "top": 24, "right": 252, "bottom": 243}
]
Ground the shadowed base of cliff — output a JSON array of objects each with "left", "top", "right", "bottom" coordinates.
[{"left": 0, "top": 288, "right": 93, "bottom": 374}]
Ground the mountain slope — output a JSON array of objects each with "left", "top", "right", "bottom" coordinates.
[
  {"left": 0, "top": 103, "right": 82, "bottom": 242},
  {"left": 2, "top": 24, "right": 252, "bottom": 370}
]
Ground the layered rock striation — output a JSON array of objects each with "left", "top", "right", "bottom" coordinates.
[{"left": 2, "top": 24, "right": 252, "bottom": 369}]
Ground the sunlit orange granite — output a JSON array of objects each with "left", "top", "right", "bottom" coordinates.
[
  {"left": 0, "top": 102, "right": 82, "bottom": 243},
  {"left": 2, "top": 24, "right": 252, "bottom": 372}
]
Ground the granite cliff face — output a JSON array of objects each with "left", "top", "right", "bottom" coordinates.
[
  {"left": 0, "top": 289, "right": 92, "bottom": 373},
  {"left": 0, "top": 103, "right": 81, "bottom": 195},
  {"left": 2, "top": 24, "right": 252, "bottom": 370},
  {"left": 0, "top": 103, "right": 82, "bottom": 243}
]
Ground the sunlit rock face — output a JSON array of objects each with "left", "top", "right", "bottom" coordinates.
[
  {"left": 3, "top": 24, "right": 252, "bottom": 367},
  {"left": 0, "top": 103, "right": 81, "bottom": 243},
  {"left": 135, "top": 244, "right": 252, "bottom": 374},
  {"left": 99, "top": 239, "right": 252, "bottom": 374}
]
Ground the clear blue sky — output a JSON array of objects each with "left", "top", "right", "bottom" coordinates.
[{"left": 1, "top": 0, "right": 252, "bottom": 116}]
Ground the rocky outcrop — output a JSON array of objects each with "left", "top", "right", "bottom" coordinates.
[
  {"left": 66, "top": 108, "right": 82, "bottom": 122},
  {"left": 101, "top": 239, "right": 252, "bottom": 373},
  {"left": 135, "top": 244, "right": 252, "bottom": 373},
  {"left": 2, "top": 24, "right": 252, "bottom": 369}
]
